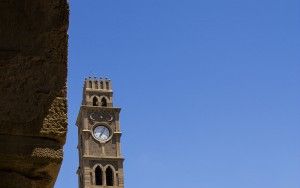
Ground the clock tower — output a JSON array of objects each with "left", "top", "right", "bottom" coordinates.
[{"left": 76, "top": 77, "right": 125, "bottom": 188}]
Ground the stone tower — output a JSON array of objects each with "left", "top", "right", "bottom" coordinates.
[{"left": 76, "top": 77, "right": 124, "bottom": 188}]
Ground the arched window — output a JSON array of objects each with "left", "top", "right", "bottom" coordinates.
[
  {"left": 93, "top": 97, "right": 98, "bottom": 106},
  {"left": 95, "top": 81, "right": 98, "bottom": 89},
  {"left": 106, "top": 166, "right": 114, "bottom": 186},
  {"left": 95, "top": 166, "right": 103, "bottom": 185},
  {"left": 106, "top": 81, "right": 109, "bottom": 90},
  {"left": 88, "top": 81, "right": 92, "bottom": 88},
  {"left": 100, "top": 81, "right": 104, "bottom": 89},
  {"left": 101, "top": 97, "right": 107, "bottom": 107}
]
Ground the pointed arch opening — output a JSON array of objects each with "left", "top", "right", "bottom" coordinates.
[
  {"left": 101, "top": 97, "right": 107, "bottom": 107},
  {"left": 100, "top": 81, "right": 104, "bottom": 89},
  {"left": 88, "top": 80, "right": 92, "bottom": 88},
  {"left": 95, "top": 166, "right": 103, "bottom": 185},
  {"left": 106, "top": 81, "right": 110, "bottom": 90},
  {"left": 95, "top": 81, "right": 98, "bottom": 89},
  {"left": 93, "top": 96, "right": 98, "bottom": 106},
  {"left": 106, "top": 166, "right": 114, "bottom": 186}
]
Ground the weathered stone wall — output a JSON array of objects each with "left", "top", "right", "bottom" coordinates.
[{"left": 0, "top": 0, "right": 68, "bottom": 187}]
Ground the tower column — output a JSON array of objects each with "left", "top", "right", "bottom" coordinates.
[{"left": 83, "top": 165, "right": 91, "bottom": 187}]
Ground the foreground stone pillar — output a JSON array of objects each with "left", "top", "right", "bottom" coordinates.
[{"left": 0, "top": 1, "right": 69, "bottom": 187}]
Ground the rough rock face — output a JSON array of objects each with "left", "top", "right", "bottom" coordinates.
[{"left": 0, "top": 0, "right": 68, "bottom": 187}]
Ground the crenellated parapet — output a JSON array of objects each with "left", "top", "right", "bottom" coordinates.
[{"left": 82, "top": 77, "right": 114, "bottom": 107}]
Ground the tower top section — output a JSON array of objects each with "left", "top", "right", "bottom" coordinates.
[
  {"left": 84, "top": 77, "right": 112, "bottom": 92},
  {"left": 81, "top": 77, "right": 114, "bottom": 107}
]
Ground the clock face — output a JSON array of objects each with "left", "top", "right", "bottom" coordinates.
[{"left": 93, "top": 125, "right": 110, "bottom": 142}]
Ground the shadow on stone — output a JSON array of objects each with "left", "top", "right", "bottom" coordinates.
[{"left": 0, "top": 0, "right": 69, "bottom": 187}]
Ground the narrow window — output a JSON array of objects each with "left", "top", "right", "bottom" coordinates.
[
  {"left": 106, "top": 167, "right": 114, "bottom": 186},
  {"left": 106, "top": 81, "right": 109, "bottom": 90},
  {"left": 95, "top": 81, "right": 98, "bottom": 89},
  {"left": 95, "top": 166, "right": 103, "bottom": 185},
  {"left": 81, "top": 174, "right": 84, "bottom": 187},
  {"left": 93, "top": 97, "right": 98, "bottom": 106},
  {"left": 116, "top": 173, "right": 119, "bottom": 186},
  {"left": 89, "top": 81, "right": 92, "bottom": 88},
  {"left": 101, "top": 97, "right": 107, "bottom": 107},
  {"left": 100, "top": 81, "right": 104, "bottom": 89},
  {"left": 80, "top": 174, "right": 83, "bottom": 187}
]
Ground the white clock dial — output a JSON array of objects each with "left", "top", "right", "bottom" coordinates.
[{"left": 93, "top": 125, "right": 110, "bottom": 142}]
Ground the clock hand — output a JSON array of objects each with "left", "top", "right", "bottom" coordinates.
[{"left": 99, "top": 128, "right": 106, "bottom": 137}]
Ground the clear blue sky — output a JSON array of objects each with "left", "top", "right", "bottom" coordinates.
[{"left": 55, "top": 0, "right": 300, "bottom": 187}]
